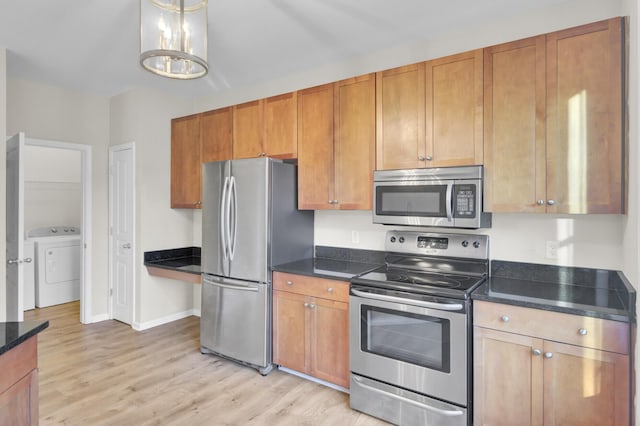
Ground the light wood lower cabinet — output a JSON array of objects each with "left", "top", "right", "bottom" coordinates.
[
  {"left": 473, "top": 301, "right": 630, "bottom": 426},
  {"left": 273, "top": 272, "right": 349, "bottom": 388},
  {"left": 0, "top": 336, "right": 39, "bottom": 425}
]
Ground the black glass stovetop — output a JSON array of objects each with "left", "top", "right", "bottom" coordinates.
[{"left": 351, "top": 266, "right": 487, "bottom": 300}]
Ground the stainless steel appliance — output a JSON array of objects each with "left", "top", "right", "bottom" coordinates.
[
  {"left": 349, "top": 230, "right": 489, "bottom": 426},
  {"left": 372, "top": 165, "right": 491, "bottom": 229},
  {"left": 200, "top": 157, "right": 314, "bottom": 375}
]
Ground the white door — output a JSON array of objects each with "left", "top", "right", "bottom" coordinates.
[
  {"left": 109, "top": 144, "right": 135, "bottom": 324},
  {"left": 6, "top": 133, "right": 26, "bottom": 321}
]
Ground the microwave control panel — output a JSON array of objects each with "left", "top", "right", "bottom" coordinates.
[{"left": 453, "top": 184, "right": 476, "bottom": 218}]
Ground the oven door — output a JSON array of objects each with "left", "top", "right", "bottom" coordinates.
[
  {"left": 349, "top": 286, "right": 468, "bottom": 406},
  {"left": 373, "top": 179, "right": 455, "bottom": 227}
]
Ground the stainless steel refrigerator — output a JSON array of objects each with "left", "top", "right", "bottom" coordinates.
[{"left": 200, "top": 157, "right": 314, "bottom": 375}]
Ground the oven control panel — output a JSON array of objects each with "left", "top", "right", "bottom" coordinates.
[{"left": 385, "top": 230, "right": 489, "bottom": 260}]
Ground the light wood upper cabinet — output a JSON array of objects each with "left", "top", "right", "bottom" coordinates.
[
  {"left": 171, "top": 108, "right": 233, "bottom": 209},
  {"left": 297, "top": 83, "right": 335, "bottom": 210},
  {"left": 485, "top": 18, "right": 625, "bottom": 214},
  {"left": 376, "top": 63, "right": 425, "bottom": 170},
  {"left": 474, "top": 300, "right": 630, "bottom": 426},
  {"left": 376, "top": 50, "right": 483, "bottom": 170},
  {"left": 171, "top": 114, "right": 202, "bottom": 209},
  {"left": 233, "top": 92, "right": 298, "bottom": 160},
  {"left": 201, "top": 107, "right": 232, "bottom": 163},
  {"left": 426, "top": 49, "right": 483, "bottom": 167},
  {"left": 272, "top": 272, "right": 350, "bottom": 388},
  {"left": 484, "top": 35, "right": 547, "bottom": 213},
  {"left": 264, "top": 92, "right": 298, "bottom": 158},
  {"left": 232, "top": 100, "right": 263, "bottom": 159},
  {"left": 298, "top": 74, "right": 375, "bottom": 210},
  {"left": 546, "top": 18, "right": 624, "bottom": 214}
]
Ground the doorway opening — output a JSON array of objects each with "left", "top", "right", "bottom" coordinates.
[{"left": 22, "top": 137, "right": 92, "bottom": 324}]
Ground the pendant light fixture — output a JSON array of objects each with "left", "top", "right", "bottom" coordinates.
[{"left": 139, "top": 0, "right": 208, "bottom": 79}]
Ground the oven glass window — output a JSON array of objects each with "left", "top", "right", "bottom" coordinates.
[
  {"left": 375, "top": 185, "right": 447, "bottom": 217},
  {"left": 361, "top": 306, "right": 450, "bottom": 372}
]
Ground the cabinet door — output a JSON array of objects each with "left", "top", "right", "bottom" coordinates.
[
  {"left": 542, "top": 340, "right": 629, "bottom": 426},
  {"left": 233, "top": 100, "right": 263, "bottom": 159},
  {"left": 425, "top": 49, "right": 483, "bottom": 167},
  {"left": 376, "top": 63, "right": 426, "bottom": 170},
  {"left": 483, "top": 36, "right": 546, "bottom": 212},
  {"left": 171, "top": 114, "right": 202, "bottom": 208},
  {"left": 474, "top": 327, "right": 544, "bottom": 426},
  {"left": 334, "top": 74, "right": 375, "bottom": 210},
  {"left": 264, "top": 92, "right": 297, "bottom": 159},
  {"left": 546, "top": 18, "right": 624, "bottom": 214},
  {"left": 310, "top": 297, "right": 349, "bottom": 388},
  {"left": 297, "top": 83, "right": 335, "bottom": 210},
  {"left": 0, "top": 370, "right": 38, "bottom": 426},
  {"left": 273, "top": 290, "right": 309, "bottom": 374},
  {"left": 201, "top": 107, "right": 232, "bottom": 163}
]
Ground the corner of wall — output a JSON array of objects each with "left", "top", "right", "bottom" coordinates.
[{"left": 0, "top": 48, "right": 7, "bottom": 321}]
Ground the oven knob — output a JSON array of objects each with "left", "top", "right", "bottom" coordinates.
[
  {"left": 390, "top": 236, "right": 396, "bottom": 243},
  {"left": 473, "top": 241, "right": 481, "bottom": 248},
  {"left": 398, "top": 237, "right": 405, "bottom": 243},
  {"left": 461, "top": 240, "right": 469, "bottom": 247}
]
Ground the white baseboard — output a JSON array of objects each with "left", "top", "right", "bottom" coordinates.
[
  {"left": 91, "top": 313, "right": 110, "bottom": 323},
  {"left": 132, "top": 309, "right": 196, "bottom": 331},
  {"left": 192, "top": 308, "right": 201, "bottom": 317}
]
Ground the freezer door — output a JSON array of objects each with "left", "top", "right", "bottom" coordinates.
[
  {"left": 200, "top": 274, "right": 271, "bottom": 369},
  {"left": 202, "top": 160, "right": 231, "bottom": 276},
  {"left": 227, "top": 158, "right": 270, "bottom": 283}
]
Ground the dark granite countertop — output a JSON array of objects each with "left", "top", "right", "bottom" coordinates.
[
  {"left": 272, "top": 246, "right": 384, "bottom": 281},
  {"left": 471, "top": 260, "right": 636, "bottom": 322},
  {"left": 0, "top": 320, "right": 49, "bottom": 356},
  {"left": 144, "top": 247, "right": 201, "bottom": 275}
]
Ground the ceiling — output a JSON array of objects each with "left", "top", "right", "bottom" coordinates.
[{"left": 0, "top": 0, "right": 572, "bottom": 99}]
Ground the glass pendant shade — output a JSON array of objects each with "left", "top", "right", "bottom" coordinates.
[{"left": 140, "top": 0, "right": 208, "bottom": 79}]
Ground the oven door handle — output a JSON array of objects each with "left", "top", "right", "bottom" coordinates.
[
  {"left": 351, "top": 288, "right": 463, "bottom": 311},
  {"left": 352, "top": 376, "right": 464, "bottom": 417}
]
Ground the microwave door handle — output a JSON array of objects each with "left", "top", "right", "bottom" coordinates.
[
  {"left": 446, "top": 183, "right": 453, "bottom": 222},
  {"left": 351, "top": 288, "right": 463, "bottom": 311},
  {"left": 351, "top": 376, "right": 464, "bottom": 417}
]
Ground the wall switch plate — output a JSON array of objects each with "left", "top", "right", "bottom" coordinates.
[
  {"left": 351, "top": 230, "right": 360, "bottom": 244},
  {"left": 546, "top": 241, "right": 558, "bottom": 259}
]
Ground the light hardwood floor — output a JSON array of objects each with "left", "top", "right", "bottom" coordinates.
[{"left": 25, "top": 302, "right": 389, "bottom": 426}]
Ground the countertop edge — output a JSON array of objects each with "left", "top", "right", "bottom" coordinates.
[{"left": 0, "top": 320, "right": 50, "bottom": 356}]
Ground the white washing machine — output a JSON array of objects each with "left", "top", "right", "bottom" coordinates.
[{"left": 26, "top": 226, "right": 81, "bottom": 308}]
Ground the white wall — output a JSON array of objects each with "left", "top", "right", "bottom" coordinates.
[
  {"left": 109, "top": 87, "right": 195, "bottom": 327},
  {"left": 24, "top": 145, "right": 82, "bottom": 232},
  {"left": 0, "top": 48, "right": 6, "bottom": 321},
  {"left": 6, "top": 78, "right": 110, "bottom": 320}
]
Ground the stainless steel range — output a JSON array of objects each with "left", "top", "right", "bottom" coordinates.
[{"left": 349, "top": 230, "right": 489, "bottom": 426}]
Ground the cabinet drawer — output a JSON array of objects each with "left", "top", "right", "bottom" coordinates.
[
  {"left": 273, "top": 272, "right": 349, "bottom": 302},
  {"left": 474, "top": 300, "right": 629, "bottom": 354}
]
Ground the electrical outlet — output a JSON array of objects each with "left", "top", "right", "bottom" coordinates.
[
  {"left": 351, "top": 230, "right": 360, "bottom": 244},
  {"left": 546, "top": 241, "right": 558, "bottom": 259}
]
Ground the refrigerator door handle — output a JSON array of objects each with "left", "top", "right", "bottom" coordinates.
[
  {"left": 220, "top": 176, "right": 230, "bottom": 261},
  {"left": 203, "top": 276, "right": 260, "bottom": 292},
  {"left": 229, "top": 176, "right": 238, "bottom": 260}
]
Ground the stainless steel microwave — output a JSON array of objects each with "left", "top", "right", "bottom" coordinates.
[{"left": 373, "top": 166, "right": 491, "bottom": 229}]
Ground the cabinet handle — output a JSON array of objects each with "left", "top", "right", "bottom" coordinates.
[
  {"left": 544, "top": 352, "right": 553, "bottom": 359},
  {"left": 547, "top": 199, "right": 556, "bottom": 206},
  {"left": 258, "top": 152, "right": 266, "bottom": 157},
  {"left": 309, "top": 303, "right": 316, "bottom": 309},
  {"left": 532, "top": 349, "right": 542, "bottom": 356},
  {"left": 418, "top": 155, "right": 426, "bottom": 161},
  {"left": 425, "top": 155, "right": 433, "bottom": 161},
  {"left": 537, "top": 200, "right": 545, "bottom": 206},
  {"left": 327, "top": 287, "right": 334, "bottom": 293},
  {"left": 500, "top": 315, "right": 510, "bottom": 323},
  {"left": 286, "top": 280, "right": 293, "bottom": 286},
  {"left": 578, "top": 328, "right": 588, "bottom": 336},
  {"left": 303, "top": 303, "right": 309, "bottom": 307}
]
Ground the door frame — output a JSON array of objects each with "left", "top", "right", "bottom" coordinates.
[
  {"left": 24, "top": 137, "right": 93, "bottom": 324},
  {"left": 108, "top": 142, "right": 136, "bottom": 324}
]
